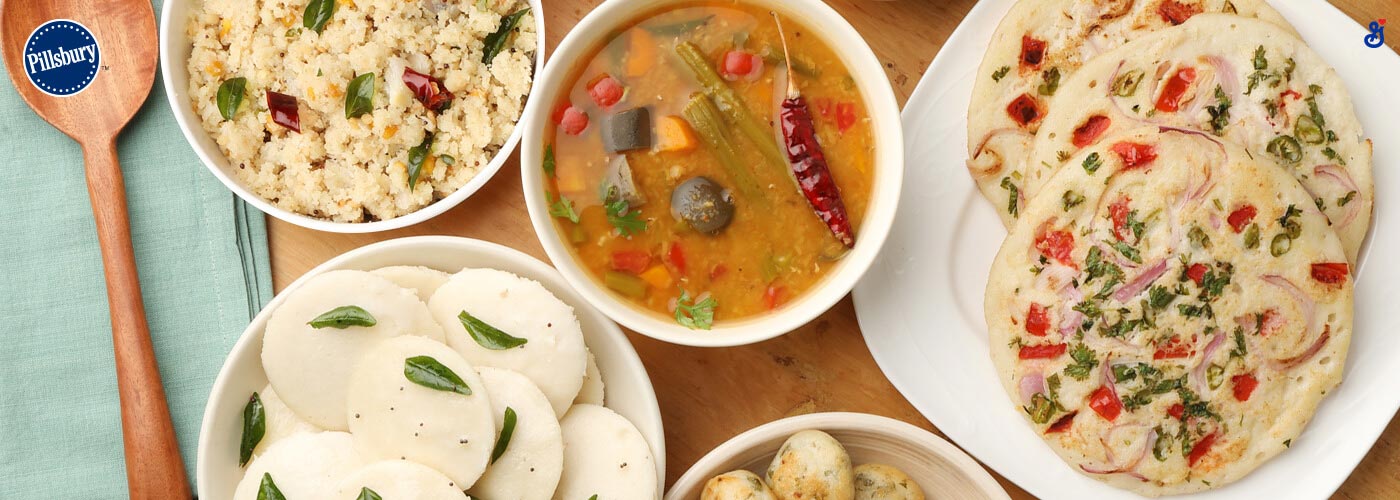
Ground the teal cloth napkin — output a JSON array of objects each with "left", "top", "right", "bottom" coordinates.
[{"left": 0, "top": 2, "right": 273, "bottom": 496}]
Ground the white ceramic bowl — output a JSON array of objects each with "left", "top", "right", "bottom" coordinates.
[
  {"left": 666, "top": 413, "right": 1009, "bottom": 500},
  {"left": 159, "top": 1, "right": 545, "bottom": 233},
  {"left": 520, "top": 0, "right": 904, "bottom": 347},
  {"left": 195, "top": 236, "right": 665, "bottom": 499}
]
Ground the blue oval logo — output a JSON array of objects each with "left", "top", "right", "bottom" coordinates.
[{"left": 23, "top": 19, "right": 101, "bottom": 97}]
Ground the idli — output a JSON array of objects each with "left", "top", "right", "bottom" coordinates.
[
  {"left": 554, "top": 404, "right": 657, "bottom": 500},
  {"left": 468, "top": 367, "right": 565, "bottom": 500}
]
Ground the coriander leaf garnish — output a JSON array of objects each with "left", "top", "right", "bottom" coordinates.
[
  {"left": 1082, "top": 152, "right": 1102, "bottom": 174},
  {"left": 357, "top": 487, "right": 382, "bottom": 500},
  {"left": 1338, "top": 191, "right": 1357, "bottom": 207},
  {"left": 674, "top": 290, "right": 716, "bottom": 330},
  {"left": 999, "top": 177, "right": 1020, "bottom": 217},
  {"left": 543, "top": 144, "right": 556, "bottom": 177},
  {"left": 258, "top": 473, "right": 287, "bottom": 500},
  {"left": 345, "top": 72, "right": 375, "bottom": 119},
  {"left": 991, "top": 65, "right": 1010, "bottom": 82},
  {"left": 604, "top": 193, "right": 647, "bottom": 236},
  {"left": 490, "top": 407, "right": 518, "bottom": 464},
  {"left": 1206, "top": 85, "right": 1231, "bottom": 135},
  {"left": 1148, "top": 285, "right": 1177, "bottom": 310},
  {"left": 404, "top": 356, "right": 472, "bottom": 395},
  {"left": 239, "top": 392, "right": 266, "bottom": 467},
  {"left": 308, "top": 305, "right": 376, "bottom": 329},
  {"left": 1111, "top": 240, "right": 1143, "bottom": 264},
  {"left": 1061, "top": 190, "right": 1085, "bottom": 211},
  {"left": 482, "top": 8, "right": 531, "bottom": 65},
  {"left": 1063, "top": 343, "right": 1099, "bottom": 380},
  {"left": 303, "top": 0, "right": 335, "bottom": 34},
  {"left": 217, "top": 77, "right": 247, "bottom": 121},
  {"left": 407, "top": 133, "right": 434, "bottom": 188},
  {"left": 1230, "top": 327, "right": 1248, "bottom": 359},
  {"left": 546, "top": 192, "right": 580, "bottom": 223},
  {"left": 458, "top": 310, "right": 528, "bottom": 350}
]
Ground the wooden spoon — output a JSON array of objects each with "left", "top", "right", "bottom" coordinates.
[{"left": 1, "top": 1, "right": 190, "bottom": 497}]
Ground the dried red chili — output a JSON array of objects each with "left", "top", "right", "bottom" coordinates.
[{"left": 402, "top": 67, "right": 455, "bottom": 112}]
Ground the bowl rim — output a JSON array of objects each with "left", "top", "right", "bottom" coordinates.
[
  {"left": 194, "top": 235, "right": 666, "bottom": 497},
  {"left": 158, "top": 0, "right": 547, "bottom": 234},
  {"left": 664, "top": 412, "right": 1011, "bottom": 500},
  {"left": 518, "top": 0, "right": 905, "bottom": 347}
]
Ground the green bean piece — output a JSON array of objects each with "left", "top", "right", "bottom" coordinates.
[
  {"left": 683, "top": 94, "right": 766, "bottom": 203},
  {"left": 675, "top": 42, "right": 786, "bottom": 168}
]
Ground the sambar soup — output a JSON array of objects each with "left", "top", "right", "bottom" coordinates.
[{"left": 540, "top": 2, "right": 874, "bottom": 329}]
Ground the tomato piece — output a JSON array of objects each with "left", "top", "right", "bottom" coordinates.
[
  {"left": 609, "top": 250, "right": 651, "bottom": 275},
  {"left": 266, "top": 91, "right": 301, "bottom": 133},
  {"left": 1071, "top": 115, "right": 1112, "bottom": 148},
  {"left": 1167, "top": 403, "right": 1185, "bottom": 420},
  {"left": 709, "top": 264, "right": 728, "bottom": 280},
  {"left": 1258, "top": 308, "right": 1282, "bottom": 336},
  {"left": 1280, "top": 89, "right": 1302, "bottom": 100},
  {"left": 1186, "top": 263, "right": 1208, "bottom": 286},
  {"left": 1158, "top": 0, "right": 1202, "bottom": 25},
  {"left": 551, "top": 102, "right": 571, "bottom": 124},
  {"left": 1025, "top": 303, "right": 1050, "bottom": 336},
  {"left": 1111, "top": 141, "right": 1158, "bottom": 169},
  {"left": 1310, "top": 262, "right": 1349, "bottom": 285},
  {"left": 1088, "top": 385, "right": 1122, "bottom": 422},
  {"left": 763, "top": 285, "right": 785, "bottom": 310},
  {"left": 1109, "top": 196, "right": 1132, "bottom": 241},
  {"left": 560, "top": 106, "right": 589, "bottom": 135},
  {"left": 1153, "top": 335, "right": 1193, "bottom": 359},
  {"left": 1232, "top": 373, "right": 1259, "bottom": 401},
  {"left": 587, "top": 74, "right": 625, "bottom": 108},
  {"left": 1227, "top": 205, "right": 1257, "bottom": 233},
  {"left": 1187, "top": 432, "right": 1218, "bottom": 467},
  {"left": 1046, "top": 411, "right": 1077, "bottom": 433},
  {"left": 836, "top": 102, "right": 857, "bottom": 132},
  {"left": 1155, "top": 67, "right": 1197, "bottom": 113},
  {"left": 1024, "top": 343, "right": 1064, "bottom": 358},
  {"left": 1034, "top": 229, "right": 1075, "bottom": 267},
  {"left": 720, "top": 50, "right": 762, "bottom": 81},
  {"left": 1006, "top": 93, "right": 1042, "bottom": 128},
  {"left": 1020, "top": 35, "right": 1046, "bottom": 68},
  {"left": 667, "top": 243, "right": 687, "bottom": 275}
]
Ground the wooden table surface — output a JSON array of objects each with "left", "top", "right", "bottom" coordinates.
[{"left": 266, "top": 1, "right": 1399, "bottom": 497}]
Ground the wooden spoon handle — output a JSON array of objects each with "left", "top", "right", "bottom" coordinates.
[{"left": 82, "top": 139, "right": 192, "bottom": 499}]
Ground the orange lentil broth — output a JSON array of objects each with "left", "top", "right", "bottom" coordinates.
[{"left": 542, "top": 2, "right": 874, "bottom": 326}]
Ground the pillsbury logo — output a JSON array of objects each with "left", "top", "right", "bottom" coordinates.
[{"left": 22, "top": 19, "right": 101, "bottom": 97}]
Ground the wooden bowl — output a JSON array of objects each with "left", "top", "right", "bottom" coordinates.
[{"left": 666, "top": 412, "right": 1008, "bottom": 500}]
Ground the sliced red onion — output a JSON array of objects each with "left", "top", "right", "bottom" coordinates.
[
  {"left": 1112, "top": 259, "right": 1168, "bottom": 303},
  {"left": 1203, "top": 55, "right": 1239, "bottom": 97},
  {"left": 1020, "top": 372, "right": 1047, "bottom": 405},
  {"left": 1191, "top": 332, "right": 1226, "bottom": 394},
  {"left": 1260, "top": 275, "right": 1317, "bottom": 340},
  {"left": 1274, "top": 326, "right": 1331, "bottom": 369},
  {"left": 1208, "top": 212, "right": 1222, "bottom": 230},
  {"left": 967, "top": 128, "right": 1033, "bottom": 180},
  {"left": 1059, "top": 309, "right": 1086, "bottom": 337},
  {"left": 1081, "top": 426, "right": 1155, "bottom": 482},
  {"left": 1314, "top": 164, "right": 1361, "bottom": 227}
]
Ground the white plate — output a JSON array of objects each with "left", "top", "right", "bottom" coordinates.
[
  {"left": 853, "top": 1, "right": 1400, "bottom": 499},
  {"left": 665, "top": 412, "right": 1009, "bottom": 500},
  {"left": 195, "top": 236, "right": 665, "bottom": 499}
]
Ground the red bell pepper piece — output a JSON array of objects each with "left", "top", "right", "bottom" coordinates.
[
  {"left": 1186, "top": 263, "right": 1208, "bottom": 286},
  {"left": 1227, "top": 205, "right": 1257, "bottom": 233},
  {"left": 1026, "top": 303, "right": 1050, "bottom": 336},
  {"left": 1088, "top": 385, "right": 1122, "bottom": 422},
  {"left": 609, "top": 250, "right": 651, "bottom": 275},
  {"left": 1006, "top": 93, "right": 1042, "bottom": 128},
  {"left": 1019, "top": 343, "right": 1067, "bottom": 359},
  {"left": 1158, "top": 0, "right": 1202, "bottom": 25},
  {"left": 1020, "top": 35, "right": 1046, "bottom": 68},
  {"left": 1310, "top": 262, "right": 1349, "bottom": 285},
  {"left": 1232, "top": 373, "right": 1259, "bottom": 401},
  {"left": 1188, "top": 432, "right": 1218, "bottom": 467},
  {"left": 1111, "top": 141, "right": 1158, "bottom": 170},
  {"left": 1071, "top": 115, "right": 1111, "bottom": 148},
  {"left": 1034, "top": 229, "right": 1076, "bottom": 267},
  {"left": 1155, "top": 67, "right": 1197, "bottom": 113}
]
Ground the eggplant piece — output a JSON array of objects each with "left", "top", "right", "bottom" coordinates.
[
  {"left": 603, "top": 107, "right": 652, "bottom": 153},
  {"left": 671, "top": 177, "right": 735, "bottom": 235},
  {"left": 601, "top": 156, "right": 646, "bottom": 206}
]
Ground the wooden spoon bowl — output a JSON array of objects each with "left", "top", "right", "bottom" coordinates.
[{"left": 1, "top": 0, "right": 190, "bottom": 497}]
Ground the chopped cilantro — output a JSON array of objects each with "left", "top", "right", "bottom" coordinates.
[
  {"left": 604, "top": 190, "right": 647, "bottom": 236},
  {"left": 546, "top": 192, "right": 580, "bottom": 223},
  {"left": 673, "top": 290, "right": 716, "bottom": 330},
  {"left": 991, "top": 65, "right": 1010, "bottom": 82},
  {"left": 1000, "top": 177, "right": 1020, "bottom": 217},
  {"left": 1063, "top": 343, "right": 1099, "bottom": 380},
  {"left": 1338, "top": 191, "right": 1357, "bottom": 207},
  {"left": 1082, "top": 152, "right": 1102, "bottom": 174},
  {"left": 1062, "top": 190, "right": 1086, "bottom": 211}
]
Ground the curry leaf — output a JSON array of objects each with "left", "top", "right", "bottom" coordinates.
[
  {"left": 308, "top": 305, "right": 376, "bottom": 329},
  {"left": 404, "top": 356, "right": 472, "bottom": 395},
  {"left": 408, "top": 133, "right": 434, "bottom": 188},
  {"left": 345, "top": 73, "right": 375, "bottom": 119},
  {"left": 257, "top": 473, "right": 286, "bottom": 500},
  {"left": 357, "top": 488, "right": 382, "bottom": 500},
  {"left": 482, "top": 8, "right": 530, "bottom": 64},
  {"left": 239, "top": 392, "right": 265, "bottom": 467},
  {"left": 303, "top": 0, "right": 335, "bottom": 34},
  {"left": 458, "top": 310, "right": 528, "bottom": 350},
  {"left": 490, "top": 407, "right": 518, "bottom": 464},
  {"left": 217, "top": 77, "right": 247, "bottom": 121}
]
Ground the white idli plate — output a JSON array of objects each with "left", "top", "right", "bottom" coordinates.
[
  {"left": 664, "top": 412, "right": 1009, "bottom": 500},
  {"left": 197, "top": 236, "right": 664, "bottom": 499},
  {"left": 853, "top": 1, "right": 1400, "bottom": 499}
]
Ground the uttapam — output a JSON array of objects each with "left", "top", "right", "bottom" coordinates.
[
  {"left": 985, "top": 127, "right": 1353, "bottom": 495},
  {"left": 262, "top": 270, "right": 445, "bottom": 430},
  {"left": 345, "top": 335, "right": 496, "bottom": 489},
  {"left": 967, "top": 0, "right": 1293, "bottom": 228},
  {"left": 1025, "top": 15, "right": 1372, "bottom": 264},
  {"left": 429, "top": 268, "right": 588, "bottom": 416}
]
